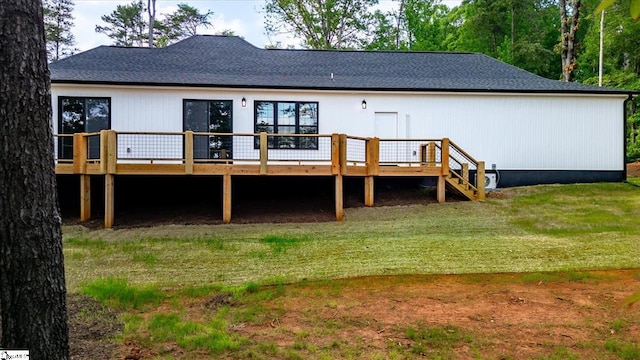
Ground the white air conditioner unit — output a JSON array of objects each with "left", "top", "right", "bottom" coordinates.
[{"left": 484, "top": 173, "right": 497, "bottom": 190}]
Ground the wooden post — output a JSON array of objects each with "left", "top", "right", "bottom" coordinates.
[
  {"left": 364, "top": 176, "right": 374, "bottom": 207},
  {"left": 437, "top": 175, "right": 446, "bottom": 203},
  {"left": 99, "top": 130, "right": 108, "bottom": 174},
  {"left": 441, "top": 138, "right": 450, "bottom": 175},
  {"left": 331, "top": 134, "right": 340, "bottom": 175},
  {"left": 223, "top": 172, "right": 232, "bottom": 223},
  {"left": 80, "top": 175, "right": 91, "bottom": 221},
  {"left": 427, "top": 141, "right": 436, "bottom": 166},
  {"left": 106, "top": 130, "right": 117, "bottom": 174},
  {"left": 259, "top": 132, "right": 268, "bottom": 175},
  {"left": 339, "top": 134, "right": 347, "bottom": 175},
  {"left": 335, "top": 175, "right": 344, "bottom": 221},
  {"left": 73, "top": 133, "right": 87, "bottom": 174},
  {"left": 477, "top": 161, "right": 486, "bottom": 201},
  {"left": 462, "top": 163, "right": 469, "bottom": 183},
  {"left": 367, "top": 137, "right": 379, "bottom": 176},
  {"left": 104, "top": 174, "right": 114, "bottom": 228},
  {"left": 184, "top": 130, "right": 194, "bottom": 174}
]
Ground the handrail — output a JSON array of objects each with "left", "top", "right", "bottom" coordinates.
[
  {"left": 345, "top": 135, "right": 369, "bottom": 141},
  {"left": 449, "top": 139, "right": 479, "bottom": 166},
  {"left": 377, "top": 138, "right": 442, "bottom": 142},
  {"left": 449, "top": 170, "right": 478, "bottom": 191},
  {"left": 188, "top": 132, "right": 329, "bottom": 138},
  {"left": 117, "top": 131, "right": 186, "bottom": 136}
]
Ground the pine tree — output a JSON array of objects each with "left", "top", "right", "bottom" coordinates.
[
  {"left": 95, "top": 0, "right": 148, "bottom": 47},
  {"left": 43, "top": 0, "right": 76, "bottom": 61},
  {"left": 0, "top": 0, "right": 70, "bottom": 358}
]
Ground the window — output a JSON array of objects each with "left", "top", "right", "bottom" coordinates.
[
  {"left": 58, "top": 97, "right": 111, "bottom": 159},
  {"left": 183, "top": 100, "right": 233, "bottom": 160},
  {"left": 255, "top": 101, "right": 318, "bottom": 149}
]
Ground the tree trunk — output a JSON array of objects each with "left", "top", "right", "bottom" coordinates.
[
  {"left": 148, "top": 0, "right": 155, "bottom": 48},
  {"left": 396, "top": 0, "right": 405, "bottom": 50},
  {"left": 560, "top": 0, "right": 581, "bottom": 82},
  {"left": 0, "top": 0, "right": 69, "bottom": 359},
  {"left": 510, "top": 1, "right": 515, "bottom": 60}
]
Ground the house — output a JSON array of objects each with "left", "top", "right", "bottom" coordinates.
[{"left": 49, "top": 35, "right": 636, "bottom": 227}]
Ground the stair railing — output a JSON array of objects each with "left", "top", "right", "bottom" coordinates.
[{"left": 446, "top": 140, "right": 485, "bottom": 200}]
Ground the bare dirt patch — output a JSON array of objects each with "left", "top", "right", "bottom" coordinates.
[
  {"left": 100, "top": 270, "right": 640, "bottom": 359},
  {"left": 224, "top": 271, "right": 640, "bottom": 359},
  {"left": 68, "top": 294, "right": 123, "bottom": 360}
]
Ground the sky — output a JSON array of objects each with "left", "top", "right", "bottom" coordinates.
[{"left": 71, "top": 0, "right": 463, "bottom": 52}]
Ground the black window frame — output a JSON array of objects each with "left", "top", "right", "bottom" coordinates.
[
  {"left": 254, "top": 101, "right": 319, "bottom": 150},
  {"left": 57, "top": 96, "right": 112, "bottom": 160}
]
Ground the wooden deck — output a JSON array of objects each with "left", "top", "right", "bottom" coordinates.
[{"left": 55, "top": 131, "right": 485, "bottom": 228}]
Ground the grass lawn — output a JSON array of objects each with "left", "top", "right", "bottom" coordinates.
[
  {"left": 62, "top": 181, "right": 640, "bottom": 359},
  {"left": 64, "top": 182, "right": 640, "bottom": 292}
]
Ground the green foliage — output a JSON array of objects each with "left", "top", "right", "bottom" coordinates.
[
  {"left": 596, "top": 0, "right": 640, "bottom": 20},
  {"left": 244, "top": 281, "right": 260, "bottom": 294},
  {"left": 610, "top": 318, "right": 629, "bottom": 332},
  {"left": 82, "top": 277, "right": 165, "bottom": 309},
  {"left": 264, "top": 0, "right": 379, "bottom": 49},
  {"left": 43, "top": 0, "right": 76, "bottom": 61},
  {"left": 604, "top": 339, "right": 640, "bottom": 359},
  {"left": 179, "top": 284, "right": 224, "bottom": 298},
  {"left": 405, "top": 324, "right": 473, "bottom": 357},
  {"left": 95, "top": 0, "right": 148, "bottom": 47},
  {"left": 95, "top": 1, "right": 214, "bottom": 48},
  {"left": 578, "top": 1, "right": 640, "bottom": 83},
  {"left": 402, "top": 0, "right": 451, "bottom": 51},
  {"left": 364, "top": 10, "right": 404, "bottom": 51},
  {"left": 148, "top": 313, "right": 239, "bottom": 353},
  {"left": 261, "top": 235, "right": 309, "bottom": 254},
  {"left": 628, "top": 111, "right": 640, "bottom": 162},
  {"left": 536, "top": 347, "right": 580, "bottom": 360},
  {"left": 160, "top": 3, "right": 213, "bottom": 42}
]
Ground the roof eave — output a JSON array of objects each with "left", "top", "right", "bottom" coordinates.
[{"left": 50, "top": 79, "right": 638, "bottom": 96}]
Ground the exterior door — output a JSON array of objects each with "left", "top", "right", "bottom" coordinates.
[
  {"left": 374, "top": 112, "right": 399, "bottom": 163},
  {"left": 184, "top": 100, "right": 233, "bottom": 160}
]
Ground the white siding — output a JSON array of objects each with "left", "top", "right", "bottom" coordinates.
[{"left": 51, "top": 84, "right": 626, "bottom": 171}]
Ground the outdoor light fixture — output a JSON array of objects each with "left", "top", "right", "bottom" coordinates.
[
  {"left": 241, "top": 97, "right": 247, "bottom": 107},
  {"left": 361, "top": 99, "right": 367, "bottom": 109}
]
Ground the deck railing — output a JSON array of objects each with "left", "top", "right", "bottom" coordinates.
[
  {"left": 55, "top": 131, "right": 485, "bottom": 228},
  {"left": 54, "top": 131, "right": 483, "bottom": 184},
  {"left": 378, "top": 138, "right": 444, "bottom": 166}
]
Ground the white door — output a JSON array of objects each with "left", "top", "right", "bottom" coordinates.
[{"left": 374, "top": 112, "right": 400, "bottom": 163}]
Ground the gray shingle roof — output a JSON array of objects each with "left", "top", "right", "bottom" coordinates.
[{"left": 49, "top": 35, "right": 632, "bottom": 94}]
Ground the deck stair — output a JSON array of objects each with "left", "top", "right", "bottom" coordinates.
[
  {"left": 441, "top": 139, "right": 485, "bottom": 202},
  {"left": 446, "top": 171, "right": 480, "bottom": 200}
]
